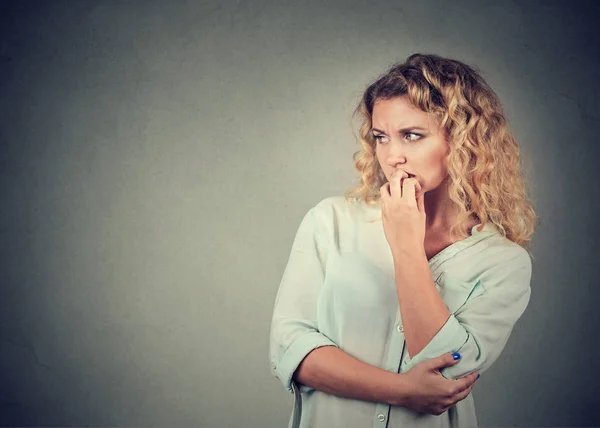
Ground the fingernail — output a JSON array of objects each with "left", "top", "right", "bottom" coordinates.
[
  {"left": 476, "top": 374, "right": 480, "bottom": 380},
  {"left": 452, "top": 352, "right": 461, "bottom": 360}
]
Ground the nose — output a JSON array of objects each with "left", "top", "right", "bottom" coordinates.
[{"left": 386, "top": 141, "right": 407, "bottom": 167}]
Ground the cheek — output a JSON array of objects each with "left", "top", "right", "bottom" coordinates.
[
  {"left": 374, "top": 146, "right": 385, "bottom": 166},
  {"left": 430, "top": 150, "right": 449, "bottom": 172},
  {"left": 421, "top": 153, "right": 448, "bottom": 186}
]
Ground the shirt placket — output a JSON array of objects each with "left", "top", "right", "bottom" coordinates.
[
  {"left": 373, "top": 255, "right": 451, "bottom": 428},
  {"left": 372, "top": 309, "right": 406, "bottom": 428}
]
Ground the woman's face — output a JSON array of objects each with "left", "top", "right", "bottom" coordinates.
[{"left": 372, "top": 95, "right": 450, "bottom": 194}]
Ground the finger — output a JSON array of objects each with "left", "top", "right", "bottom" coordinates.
[
  {"left": 389, "top": 170, "right": 407, "bottom": 197},
  {"left": 414, "top": 180, "right": 422, "bottom": 198},
  {"left": 467, "top": 371, "right": 479, "bottom": 386},
  {"left": 417, "top": 187, "right": 425, "bottom": 213},
  {"left": 453, "top": 377, "right": 473, "bottom": 396},
  {"left": 413, "top": 179, "right": 425, "bottom": 212},
  {"left": 380, "top": 182, "right": 391, "bottom": 202},
  {"left": 453, "top": 371, "right": 478, "bottom": 394},
  {"left": 434, "top": 407, "right": 446, "bottom": 416},
  {"left": 452, "top": 380, "right": 474, "bottom": 405},
  {"left": 426, "top": 352, "right": 462, "bottom": 372},
  {"left": 402, "top": 177, "right": 417, "bottom": 202}
]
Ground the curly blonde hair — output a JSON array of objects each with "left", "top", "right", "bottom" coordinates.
[{"left": 345, "top": 53, "right": 537, "bottom": 251}]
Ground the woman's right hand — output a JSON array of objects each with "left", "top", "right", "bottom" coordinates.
[{"left": 398, "top": 352, "right": 479, "bottom": 415}]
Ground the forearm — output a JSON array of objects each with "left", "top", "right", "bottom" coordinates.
[
  {"left": 394, "top": 251, "right": 450, "bottom": 359},
  {"left": 294, "top": 345, "right": 406, "bottom": 406}
]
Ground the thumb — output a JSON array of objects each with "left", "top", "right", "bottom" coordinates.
[{"left": 427, "top": 352, "right": 461, "bottom": 371}]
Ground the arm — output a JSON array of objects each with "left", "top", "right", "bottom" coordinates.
[
  {"left": 294, "top": 345, "right": 406, "bottom": 405},
  {"left": 270, "top": 204, "right": 394, "bottom": 397},
  {"left": 296, "top": 346, "right": 479, "bottom": 414},
  {"left": 399, "top": 246, "right": 533, "bottom": 380},
  {"left": 380, "top": 171, "right": 531, "bottom": 378},
  {"left": 269, "top": 202, "right": 405, "bottom": 400},
  {"left": 393, "top": 249, "right": 450, "bottom": 359},
  {"left": 269, "top": 202, "right": 478, "bottom": 413},
  {"left": 269, "top": 205, "right": 338, "bottom": 393}
]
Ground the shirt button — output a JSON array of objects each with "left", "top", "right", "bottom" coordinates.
[
  {"left": 377, "top": 413, "right": 386, "bottom": 422},
  {"left": 271, "top": 361, "right": 277, "bottom": 370},
  {"left": 397, "top": 324, "right": 404, "bottom": 332}
]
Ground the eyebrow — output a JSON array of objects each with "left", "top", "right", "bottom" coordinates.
[{"left": 371, "top": 126, "right": 428, "bottom": 135}]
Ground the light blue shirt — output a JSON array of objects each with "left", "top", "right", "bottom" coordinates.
[{"left": 269, "top": 196, "right": 532, "bottom": 428}]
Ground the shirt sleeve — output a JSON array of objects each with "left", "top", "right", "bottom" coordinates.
[
  {"left": 269, "top": 206, "right": 339, "bottom": 393},
  {"left": 401, "top": 247, "right": 532, "bottom": 379}
]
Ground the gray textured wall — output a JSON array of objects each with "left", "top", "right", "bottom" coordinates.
[{"left": 1, "top": 1, "right": 598, "bottom": 427}]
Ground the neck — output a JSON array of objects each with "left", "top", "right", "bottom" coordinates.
[
  {"left": 423, "top": 181, "right": 477, "bottom": 241},
  {"left": 423, "top": 181, "right": 456, "bottom": 230}
]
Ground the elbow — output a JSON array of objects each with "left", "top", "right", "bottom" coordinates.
[
  {"left": 269, "top": 321, "right": 338, "bottom": 392},
  {"left": 439, "top": 333, "right": 501, "bottom": 380}
]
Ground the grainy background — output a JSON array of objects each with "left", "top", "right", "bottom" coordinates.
[{"left": 1, "top": 0, "right": 598, "bottom": 426}]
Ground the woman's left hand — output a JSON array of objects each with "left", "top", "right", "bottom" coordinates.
[{"left": 380, "top": 170, "right": 427, "bottom": 258}]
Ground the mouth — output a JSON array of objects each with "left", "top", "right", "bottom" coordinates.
[{"left": 391, "top": 170, "right": 416, "bottom": 180}]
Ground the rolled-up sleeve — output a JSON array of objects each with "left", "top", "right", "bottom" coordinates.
[
  {"left": 401, "top": 247, "right": 532, "bottom": 380},
  {"left": 269, "top": 207, "right": 338, "bottom": 393}
]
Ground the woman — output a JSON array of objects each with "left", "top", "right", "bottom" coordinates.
[{"left": 269, "top": 53, "right": 536, "bottom": 428}]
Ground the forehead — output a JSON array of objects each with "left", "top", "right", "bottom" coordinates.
[{"left": 372, "top": 96, "right": 434, "bottom": 129}]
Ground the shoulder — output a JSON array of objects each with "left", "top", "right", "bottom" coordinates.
[
  {"left": 311, "top": 195, "right": 379, "bottom": 221},
  {"left": 313, "top": 195, "right": 353, "bottom": 215},
  {"left": 448, "top": 231, "right": 533, "bottom": 292},
  {"left": 471, "top": 235, "right": 533, "bottom": 291},
  {"left": 483, "top": 234, "right": 532, "bottom": 271},
  {"left": 304, "top": 196, "right": 379, "bottom": 242}
]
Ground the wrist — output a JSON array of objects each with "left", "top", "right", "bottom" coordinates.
[
  {"left": 385, "top": 373, "right": 410, "bottom": 407},
  {"left": 392, "top": 247, "right": 427, "bottom": 265},
  {"left": 392, "top": 248, "right": 429, "bottom": 271}
]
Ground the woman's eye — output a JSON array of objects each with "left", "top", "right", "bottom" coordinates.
[
  {"left": 372, "top": 133, "right": 420, "bottom": 143},
  {"left": 373, "top": 134, "right": 388, "bottom": 144},
  {"left": 405, "top": 132, "right": 421, "bottom": 141}
]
